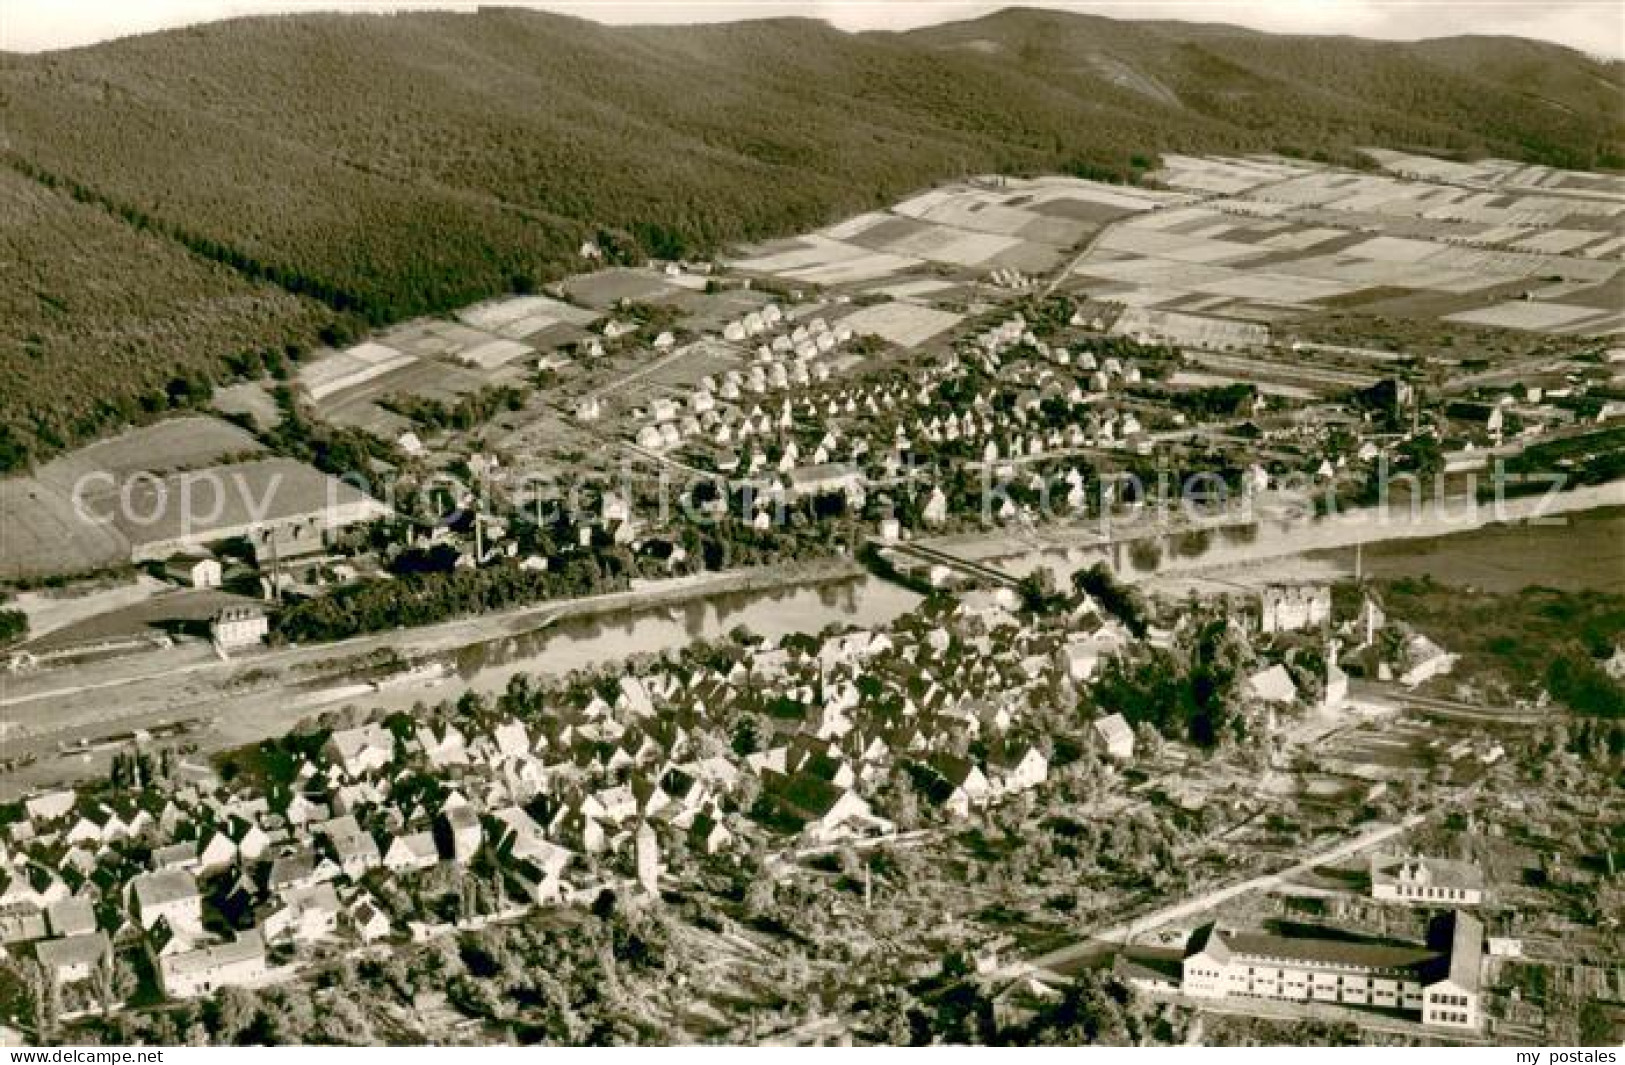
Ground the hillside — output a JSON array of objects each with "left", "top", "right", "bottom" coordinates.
[{"left": 1, "top": 6, "right": 1620, "bottom": 470}]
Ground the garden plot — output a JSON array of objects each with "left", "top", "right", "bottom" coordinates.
[
  {"left": 786, "top": 251, "right": 924, "bottom": 286},
  {"left": 1364, "top": 149, "right": 1488, "bottom": 184},
  {"left": 892, "top": 188, "right": 1042, "bottom": 238},
  {"left": 866, "top": 277, "right": 957, "bottom": 301},
  {"left": 1096, "top": 226, "right": 1261, "bottom": 265},
  {"left": 836, "top": 302, "right": 963, "bottom": 348},
  {"left": 1342, "top": 235, "right": 1447, "bottom": 264},
  {"left": 1426, "top": 246, "right": 1619, "bottom": 284},
  {"left": 1253, "top": 226, "right": 1348, "bottom": 252},
  {"left": 1075, "top": 256, "right": 1235, "bottom": 290},
  {"left": 1444, "top": 301, "right": 1616, "bottom": 332},
  {"left": 872, "top": 222, "right": 1023, "bottom": 267},
  {"left": 1018, "top": 174, "right": 1181, "bottom": 213},
  {"left": 1285, "top": 255, "right": 1499, "bottom": 295},
  {"left": 313, "top": 352, "right": 488, "bottom": 437},
  {"left": 1195, "top": 271, "right": 1358, "bottom": 303},
  {"left": 381, "top": 319, "right": 491, "bottom": 360},
  {"left": 819, "top": 211, "right": 893, "bottom": 241},
  {"left": 457, "top": 294, "right": 598, "bottom": 339},
  {"left": 1101, "top": 285, "right": 1189, "bottom": 308},
  {"left": 1119, "top": 204, "right": 1225, "bottom": 232},
  {"left": 456, "top": 337, "right": 533, "bottom": 371},
  {"left": 301, "top": 341, "right": 417, "bottom": 402},
  {"left": 1253, "top": 172, "right": 1375, "bottom": 208}
]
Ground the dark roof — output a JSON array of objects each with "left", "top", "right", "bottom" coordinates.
[
  {"left": 36, "top": 931, "right": 111, "bottom": 972},
  {"left": 764, "top": 770, "right": 846, "bottom": 821},
  {"left": 1220, "top": 931, "right": 1437, "bottom": 974},
  {"left": 926, "top": 752, "right": 981, "bottom": 788}
]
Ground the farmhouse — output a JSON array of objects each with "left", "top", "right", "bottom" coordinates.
[
  {"left": 129, "top": 870, "right": 203, "bottom": 933},
  {"left": 164, "top": 551, "right": 222, "bottom": 589}
]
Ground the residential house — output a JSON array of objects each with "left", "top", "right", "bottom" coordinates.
[
  {"left": 260, "top": 883, "right": 340, "bottom": 946},
  {"left": 129, "top": 870, "right": 202, "bottom": 933},
  {"left": 384, "top": 831, "right": 440, "bottom": 873},
  {"left": 324, "top": 724, "right": 395, "bottom": 779},
  {"left": 35, "top": 932, "right": 111, "bottom": 986},
  {"left": 159, "top": 931, "right": 269, "bottom": 1000},
  {"left": 1093, "top": 713, "right": 1135, "bottom": 761}
]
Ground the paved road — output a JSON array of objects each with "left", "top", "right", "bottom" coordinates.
[{"left": 1010, "top": 814, "right": 1425, "bottom": 979}]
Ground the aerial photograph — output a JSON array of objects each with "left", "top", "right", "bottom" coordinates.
[{"left": 0, "top": 0, "right": 1621, "bottom": 1049}]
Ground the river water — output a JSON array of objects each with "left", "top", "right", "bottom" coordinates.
[{"left": 362, "top": 489, "right": 1622, "bottom": 709}]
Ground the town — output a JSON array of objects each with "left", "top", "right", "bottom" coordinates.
[{"left": 1, "top": 148, "right": 1621, "bottom": 1047}]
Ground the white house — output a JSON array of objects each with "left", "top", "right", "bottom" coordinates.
[
  {"left": 159, "top": 931, "right": 269, "bottom": 1000},
  {"left": 211, "top": 606, "right": 267, "bottom": 650},
  {"left": 1093, "top": 713, "right": 1135, "bottom": 761},
  {"left": 384, "top": 831, "right": 440, "bottom": 873},
  {"left": 1371, "top": 856, "right": 1485, "bottom": 906},
  {"left": 324, "top": 724, "right": 395, "bottom": 779},
  {"left": 165, "top": 553, "right": 222, "bottom": 589},
  {"left": 129, "top": 870, "right": 203, "bottom": 933}
]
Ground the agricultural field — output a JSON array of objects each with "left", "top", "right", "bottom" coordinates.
[
  {"left": 835, "top": 302, "right": 965, "bottom": 348},
  {"left": 300, "top": 317, "right": 540, "bottom": 437},
  {"left": 456, "top": 293, "right": 599, "bottom": 340},
  {"left": 1062, "top": 153, "right": 1624, "bottom": 352},
  {"left": 729, "top": 176, "right": 1175, "bottom": 291},
  {"left": 0, "top": 417, "right": 267, "bottom": 581}
]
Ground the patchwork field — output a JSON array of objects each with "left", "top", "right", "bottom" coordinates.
[
  {"left": 1060, "top": 152, "right": 1625, "bottom": 346},
  {"left": 728, "top": 175, "right": 1177, "bottom": 291},
  {"left": 457, "top": 294, "right": 599, "bottom": 339}
]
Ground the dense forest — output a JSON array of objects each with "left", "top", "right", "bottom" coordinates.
[{"left": 2, "top": 7, "right": 1621, "bottom": 468}]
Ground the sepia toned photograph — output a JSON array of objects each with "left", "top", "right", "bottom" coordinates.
[{"left": 0, "top": 0, "right": 1621, "bottom": 1050}]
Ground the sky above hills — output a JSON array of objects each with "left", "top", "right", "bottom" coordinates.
[{"left": 6, "top": 0, "right": 1622, "bottom": 57}]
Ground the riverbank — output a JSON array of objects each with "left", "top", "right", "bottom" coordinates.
[
  {"left": 0, "top": 556, "right": 869, "bottom": 796},
  {"left": 920, "top": 480, "right": 1625, "bottom": 585}
]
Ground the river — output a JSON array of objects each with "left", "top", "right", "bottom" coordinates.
[{"left": 358, "top": 487, "right": 1622, "bottom": 712}]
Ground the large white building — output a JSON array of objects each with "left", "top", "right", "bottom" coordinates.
[
  {"left": 1179, "top": 912, "right": 1483, "bottom": 1031},
  {"left": 1258, "top": 583, "right": 1332, "bottom": 635}
]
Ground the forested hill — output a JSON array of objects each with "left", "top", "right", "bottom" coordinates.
[{"left": 1, "top": 6, "right": 1620, "bottom": 470}]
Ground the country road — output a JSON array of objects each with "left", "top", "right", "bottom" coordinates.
[{"left": 1010, "top": 813, "right": 1426, "bottom": 978}]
